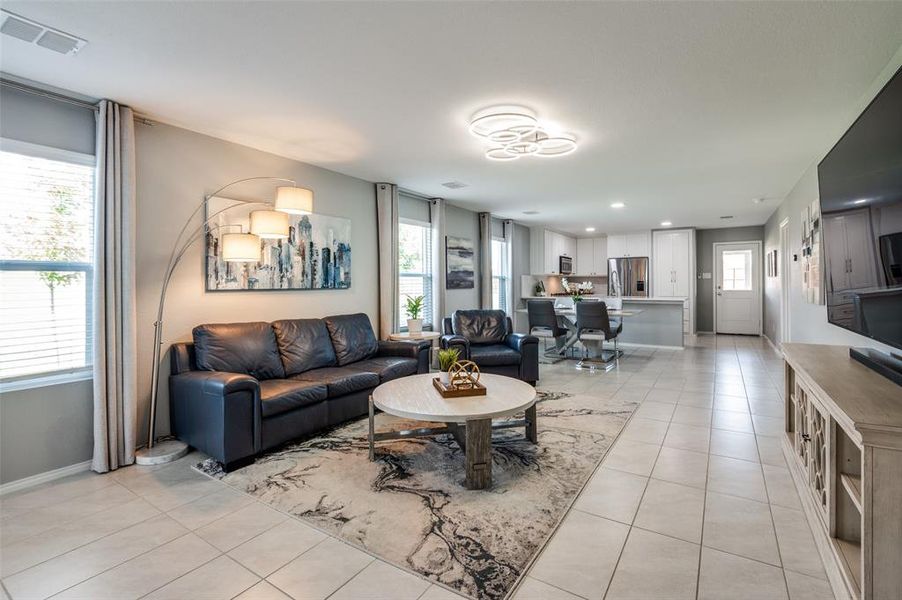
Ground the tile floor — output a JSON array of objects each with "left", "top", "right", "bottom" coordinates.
[{"left": 0, "top": 335, "right": 834, "bottom": 600}]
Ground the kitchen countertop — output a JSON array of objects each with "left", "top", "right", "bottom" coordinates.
[{"left": 521, "top": 295, "right": 686, "bottom": 304}]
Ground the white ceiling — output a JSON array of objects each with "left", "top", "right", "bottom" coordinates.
[{"left": 2, "top": 2, "right": 901, "bottom": 235}]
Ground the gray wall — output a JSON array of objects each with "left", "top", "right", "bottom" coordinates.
[
  {"left": 0, "top": 379, "right": 94, "bottom": 484},
  {"left": 762, "top": 48, "right": 901, "bottom": 352},
  {"left": 0, "top": 82, "right": 97, "bottom": 485},
  {"left": 134, "top": 122, "right": 378, "bottom": 441},
  {"left": 443, "top": 203, "right": 481, "bottom": 316},
  {"left": 695, "top": 226, "right": 765, "bottom": 332}
]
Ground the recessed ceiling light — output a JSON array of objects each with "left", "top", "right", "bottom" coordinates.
[
  {"left": 752, "top": 197, "right": 765, "bottom": 204},
  {"left": 720, "top": 215, "right": 734, "bottom": 220},
  {"left": 585, "top": 227, "right": 596, "bottom": 232},
  {"left": 852, "top": 199, "right": 867, "bottom": 205},
  {"left": 660, "top": 221, "right": 672, "bottom": 227},
  {"left": 441, "top": 181, "right": 468, "bottom": 189},
  {"left": 610, "top": 202, "right": 625, "bottom": 209},
  {"left": 522, "top": 210, "right": 540, "bottom": 215}
]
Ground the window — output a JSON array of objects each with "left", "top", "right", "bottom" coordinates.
[
  {"left": 722, "top": 249, "right": 752, "bottom": 291},
  {"left": 491, "top": 237, "right": 510, "bottom": 312},
  {"left": 0, "top": 146, "right": 95, "bottom": 381},
  {"left": 398, "top": 219, "right": 433, "bottom": 329}
]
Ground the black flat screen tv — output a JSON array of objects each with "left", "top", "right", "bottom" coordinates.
[{"left": 818, "top": 66, "right": 902, "bottom": 352}]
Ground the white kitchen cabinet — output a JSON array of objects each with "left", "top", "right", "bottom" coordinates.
[
  {"left": 652, "top": 229, "right": 694, "bottom": 333},
  {"left": 607, "top": 231, "right": 651, "bottom": 258},
  {"left": 627, "top": 231, "right": 651, "bottom": 258},
  {"left": 530, "top": 227, "right": 576, "bottom": 275},
  {"left": 607, "top": 235, "right": 627, "bottom": 258},
  {"left": 575, "top": 237, "right": 608, "bottom": 275}
]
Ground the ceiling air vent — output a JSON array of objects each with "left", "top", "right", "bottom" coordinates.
[
  {"left": 1, "top": 10, "right": 87, "bottom": 55},
  {"left": 441, "top": 181, "right": 468, "bottom": 190}
]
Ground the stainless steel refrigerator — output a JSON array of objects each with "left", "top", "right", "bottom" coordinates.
[{"left": 607, "top": 257, "right": 649, "bottom": 297}]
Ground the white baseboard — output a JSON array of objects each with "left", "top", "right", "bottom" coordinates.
[
  {"left": 0, "top": 459, "right": 92, "bottom": 496},
  {"left": 763, "top": 334, "right": 782, "bottom": 355}
]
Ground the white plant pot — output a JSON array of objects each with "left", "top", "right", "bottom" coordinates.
[
  {"left": 407, "top": 318, "right": 423, "bottom": 334},
  {"left": 440, "top": 371, "right": 450, "bottom": 385}
]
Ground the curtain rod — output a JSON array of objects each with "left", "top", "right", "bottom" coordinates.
[{"left": 0, "top": 77, "right": 155, "bottom": 125}]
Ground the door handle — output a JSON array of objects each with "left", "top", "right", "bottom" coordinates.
[{"left": 716, "top": 292, "right": 723, "bottom": 296}]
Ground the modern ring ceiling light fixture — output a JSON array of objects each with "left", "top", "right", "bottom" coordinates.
[{"left": 469, "top": 105, "right": 578, "bottom": 161}]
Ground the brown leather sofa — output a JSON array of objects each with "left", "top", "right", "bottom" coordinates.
[{"left": 169, "top": 313, "right": 429, "bottom": 470}]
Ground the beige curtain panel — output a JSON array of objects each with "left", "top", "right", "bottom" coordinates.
[
  {"left": 376, "top": 183, "right": 399, "bottom": 338},
  {"left": 92, "top": 100, "right": 138, "bottom": 473}
]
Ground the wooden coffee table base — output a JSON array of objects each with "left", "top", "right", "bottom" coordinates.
[{"left": 368, "top": 398, "right": 538, "bottom": 490}]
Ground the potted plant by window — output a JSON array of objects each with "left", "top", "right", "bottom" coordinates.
[
  {"left": 437, "top": 347, "right": 460, "bottom": 385},
  {"left": 405, "top": 295, "right": 425, "bottom": 333}
]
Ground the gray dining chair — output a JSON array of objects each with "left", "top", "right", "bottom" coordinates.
[
  {"left": 574, "top": 301, "right": 623, "bottom": 371},
  {"left": 527, "top": 299, "right": 570, "bottom": 362}
]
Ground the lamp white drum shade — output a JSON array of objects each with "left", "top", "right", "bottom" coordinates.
[
  {"left": 222, "top": 232, "right": 262, "bottom": 262},
  {"left": 249, "top": 209, "right": 289, "bottom": 239},
  {"left": 274, "top": 186, "right": 314, "bottom": 215}
]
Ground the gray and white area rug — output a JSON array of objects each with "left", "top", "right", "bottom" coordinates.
[{"left": 196, "top": 390, "right": 638, "bottom": 600}]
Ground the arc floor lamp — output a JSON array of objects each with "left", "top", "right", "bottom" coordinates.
[{"left": 135, "top": 176, "right": 314, "bottom": 465}]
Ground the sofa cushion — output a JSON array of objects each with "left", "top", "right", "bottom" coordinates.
[
  {"left": 469, "top": 343, "right": 521, "bottom": 366},
  {"left": 323, "top": 313, "right": 378, "bottom": 366},
  {"left": 193, "top": 322, "right": 285, "bottom": 380},
  {"left": 272, "top": 319, "right": 338, "bottom": 375},
  {"left": 349, "top": 357, "right": 418, "bottom": 383},
  {"left": 259, "top": 379, "right": 328, "bottom": 418},
  {"left": 452, "top": 309, "right": 508, "bottom": 345},
  {"left": 293, "top": 367, "right": 379, "bottom": 397}
]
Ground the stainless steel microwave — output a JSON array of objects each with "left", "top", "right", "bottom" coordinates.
[{"left": 559, "top": 255, "right": 573, "bottom": 275}]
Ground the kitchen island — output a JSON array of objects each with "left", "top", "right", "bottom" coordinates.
[{"left": 516, "top": 295, "right": 686, "bottom": 349}]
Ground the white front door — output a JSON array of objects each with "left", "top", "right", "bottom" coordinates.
[{"left": 715, "top": 242, "right": 761, "bottom": 334}]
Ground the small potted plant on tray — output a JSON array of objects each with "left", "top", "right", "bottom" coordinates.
[
  {"left": 405, "top": 295, "right": 425, "bottom": 333},
  {"left": 437, "top": 347, "right": 460, "bottom": 386}
]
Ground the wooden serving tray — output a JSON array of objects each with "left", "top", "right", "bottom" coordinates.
[{"left": 432, "top": 377, "right": 487, "bottom": 398}]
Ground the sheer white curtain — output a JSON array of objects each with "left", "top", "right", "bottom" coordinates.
[
  {"left": 92, "top": 100, "right": 138, "bottom": 473},
  {"left": 478, "top": 212, "right": 492, "bottom": 309},
  {"left": 430, "top": 198, "right": 446, "bottom": 328},
  {"left": 376, "top": 183, "right": 399, "bottom": 338}
]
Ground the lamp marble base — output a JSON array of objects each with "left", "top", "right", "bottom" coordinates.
[{"left": 135, "top": 439, "right": 189, "bottom": 466}]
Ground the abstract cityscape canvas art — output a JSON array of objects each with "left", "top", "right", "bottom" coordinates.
[
  {"left": 446, "top": 235, "right": 475, "bottom": 289},
  {"left": 205, "top": 196, "right": 351, "bottom": 291}
]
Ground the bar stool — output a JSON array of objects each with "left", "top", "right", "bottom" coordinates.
[
  {"left": 527, "top": 299, "right": 569, "bottom": 363},
  {"left": 575, "top": 301, "right": 623, "bottom": 371}
]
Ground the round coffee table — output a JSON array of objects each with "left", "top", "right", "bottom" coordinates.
[{"left": 369, "top": 373, "right": 537, "bottom": 490}]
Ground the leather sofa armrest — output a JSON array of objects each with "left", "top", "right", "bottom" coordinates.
[
  {"left": 169, "top": 371, "right": 261, "bottom": 468},
  {"left": 377, "top": 340, "right": 430, "bottom": 359},
  {"left": 377, "top": 340, "right": 431, "bottom": 373},
  {"left": 440, "top": 334, "right": 470, "bottom": 359},
  {"left": 504, "top": 333, "right": 539, "bottom": 352}
]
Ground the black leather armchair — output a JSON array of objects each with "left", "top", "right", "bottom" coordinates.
[{"left": 440, "top": 309, "right": 539, "bottom": 385}]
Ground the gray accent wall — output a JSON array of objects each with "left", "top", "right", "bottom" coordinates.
[{"left": 695, "top": 226, "right": 765, "bottom": 332}]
